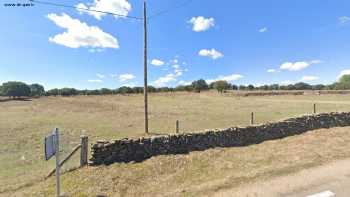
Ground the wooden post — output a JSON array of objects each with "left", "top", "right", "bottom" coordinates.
[
  {"left": 251, "top": 112, "right": 254, "bottom": 125},
  {"left": 143, "top": 0, "right": 149, "bottom": 134},
  {"left": 313, "top": 103, "right": 316, "bottom": 114},
  {"left": 176, "top": 120, "right": 179, "bottom": 134},
  {"left": 80, "top": 135, "right": 88, "bottom": 167}
]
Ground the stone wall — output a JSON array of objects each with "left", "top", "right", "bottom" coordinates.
[{"left": 90, "top": 112, "right": 350, "bottom": 165}]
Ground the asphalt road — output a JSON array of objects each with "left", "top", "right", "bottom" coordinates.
[{"left": 214, "top": 158, "right": 350, "bottom": 197}]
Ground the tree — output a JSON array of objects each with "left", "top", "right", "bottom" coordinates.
[
  {"left": 46, "top": 88, "right": 59, "bottom": 96},
  {"left": 270, "top": 84, "right": 279, "bottom": 90},
  {"left": 100, "top": 88, "right": 112, "bottom": 95},
  {"left": 335, "top": 74, "right": 350, "bottom": 90},
  {"left": 247, "top": 84, "right": 255, "bottom": 91},
  {"left": 87, "top": 90, "right": 100, "bottom": 95},
  {"left": 213, "top": 80, "right": 231, "bottom": 93},
  {"left": 1, "top": 81, "right": 31, "bottom": 98},
  {"left": 118, "top": 86, "right": 133, "bottom": 94},
  {"left": 191, "top": 79, "right": 209, "bottom": 93},
  {"left": 132, "top": 87, "right": 144, "bottom": 94},
  {"left": 209, "top": 82, "right": 215, "bottom": 89},
  {"left": 239, "top": 85, "right": 246, "bottom": 90},
  {"left": 60, "top": 88, "right": 78, "bottom": 96},
  {"left": 147, "top": 86, "right": 156, "bottom": 93},
  {"left": 232, "top": 84, "right": 238, "bottom": 90},
  {"left": 29, "top": 84, "right": 45, "bottom": 97}
]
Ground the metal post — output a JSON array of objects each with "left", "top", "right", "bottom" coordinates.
[
  {"left": 251, "top": 112, "right": 254, "bottom": 125},
  {"left": 54, "top": 128, "right": 60, "bottom": 197},
  {"left": 143, "top": 0, "right": 149, "bottom": 134},
  {"left": 176, "top": 120, "right": 179, "bottom": 134},
  {"left": 80, "top": 135, "right": 88, "bottom": 167}
]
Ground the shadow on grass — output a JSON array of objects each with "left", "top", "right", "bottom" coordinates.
[{"left": 0, "top": 97, "right": 32, "bottom": 102}]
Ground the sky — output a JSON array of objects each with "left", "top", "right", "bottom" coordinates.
[{"left": 1, "top": 0, "right": 350, "bottom": 90}]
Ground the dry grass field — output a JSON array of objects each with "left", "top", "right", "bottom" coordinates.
[{"left": 2, "top": 91, "right": 350, "bottom": 196}]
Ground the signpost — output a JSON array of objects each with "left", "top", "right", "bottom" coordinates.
[{"left": 45, "top": 128, "right": 60, "bottom": 197}]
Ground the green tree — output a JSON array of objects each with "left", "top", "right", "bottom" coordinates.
[
  {"left": 46, "top": 88, "right": 59, "bottom": 96},
  {"left": 247, "top": 84, "right": 255, "bottom": 91},
  {"left": 213, "top": 80, "right": 231, "bottom": 93},
  {"left": 191, "top": 79, "right": 209, "bottom": 93},
  {"left": 1, "top": 81, "right": 31, "bottom": 98},
  {"left": 335, "top": 74, "right": 350, "bottom": 90},
  {"left": 0, "top": 85, "right": 3, "bottom": 96},
  {"left": 100, "top": 88, "right": 112, "bottom": 95},
  {"left": 59, "top": 88, "right": 78, "bottom": 96},
  {"left": 118, "top": 86, "right": 133, "bottom": 94},
  {"left": 29, "top": 84, "right": 45, "bottom": 97},
  {"left": 132, "top": 87, "right": 144, "bottom": 94}
]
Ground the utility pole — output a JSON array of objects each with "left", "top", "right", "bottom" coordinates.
[{"left": 143, "top": 0, "right": 149, "bottom": 134}]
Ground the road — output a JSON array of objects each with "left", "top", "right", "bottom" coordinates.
[{"left": 214, "top": 158, "right": 350, "bottom": 197}]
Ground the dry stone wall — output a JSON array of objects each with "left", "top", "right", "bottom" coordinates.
[{"left": 91, "top": 112, "right": 350, "bottom": 165}]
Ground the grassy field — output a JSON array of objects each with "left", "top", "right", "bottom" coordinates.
[{"left": 2, "top": 92, "right": 350, "bottom": 195}]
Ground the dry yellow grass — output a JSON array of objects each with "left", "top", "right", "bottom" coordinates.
[{"left": 2, "top": 92, "right": 350, "bottom": 195}]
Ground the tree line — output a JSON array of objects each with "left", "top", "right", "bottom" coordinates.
[{"left": 1, "top": 75, "right": 350, "bottom": 98}]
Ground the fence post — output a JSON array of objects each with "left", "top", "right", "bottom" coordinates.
[
  {"left": 313, "top": 103, "right": 316, "bottom": 114},
  {"left": 251, "top": 112, "right": 254, "bottom": 125},
  {"left": 176, "top": 120, "right": 179, "bottom": 134},
  {"left": 80, "top": 135, "right": 88, "bottom": 167}
]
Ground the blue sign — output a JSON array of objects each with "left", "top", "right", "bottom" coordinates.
[{"left": 45, "top": 133, "right": 56, "bottom": 160}]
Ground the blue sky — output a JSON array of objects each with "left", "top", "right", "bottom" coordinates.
[{"left": 1, "top": 0, "right": 350, "bottom": 89}]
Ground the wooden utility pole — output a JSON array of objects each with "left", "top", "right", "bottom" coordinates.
[{"left": 143, "top": 0, "right": 149, "bottom": 134}]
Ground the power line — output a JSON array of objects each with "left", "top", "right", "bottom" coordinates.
[
  {"left": 29, "top": 0, "right": 143, "bottom": 20},
  {"left": 148, "top": 0, "right": 194, "bottom": 19}
]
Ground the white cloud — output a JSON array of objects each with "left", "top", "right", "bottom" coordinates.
[
  {"left": 47, "top": 13, "right": 119, "bottom": 49},
  {"left": 122, "top": 82, "right": 137, "bottom": 87},
  {"left": 199, "top": 49, "right": 223, "bottom": 60},
  {"left": 188, "top": 16, "right": 215, "bottom": 32},
  {"left": 153, "top": 74, "right": 177, "bottom": 87},
  {"left": 76, "top": 0, "right": 131, "bottom": 20},
  {"left": 301, "top": 76, "right": 319, "bottom": 82},
  {"left": 172, "top": 64, "right": 180, "bottom": 69},
  {"left": 174, "top": 68, "right": 183, "bottom": 76},
  {"left": 88, "top": 79, "right": 103, "bottom": 83},
  {"left": 280, "top": 80, "right": 294, "bottom": 85},
  {"left": 206, "top": 74, "right": 243, "bottom": 84},
  {"left": 339, "top": 16, "right": 350, "bottom": 25},
  {"left": 119, "top": 74, "right": 135, "bottom": 82},
  {"left": 338, "top": 69, "right": 350, "bottom": 79},
  {"left": 267, "top": 69, "right": 276, "bottom": 73},
  {"left": 279, "top": 60, "right": 322, "bottom": 71},
  {"left": 151, "top": 59, "right": 165, "bottom": 66},
  {"left": 96, "top": 73, "right": 105, "bottom": 78},
  {"left": 259, "top": 27, "right": 268, "bottom": 33},
  {"left": 178, "top": 80, "right": 192, "bottom": 86}
]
